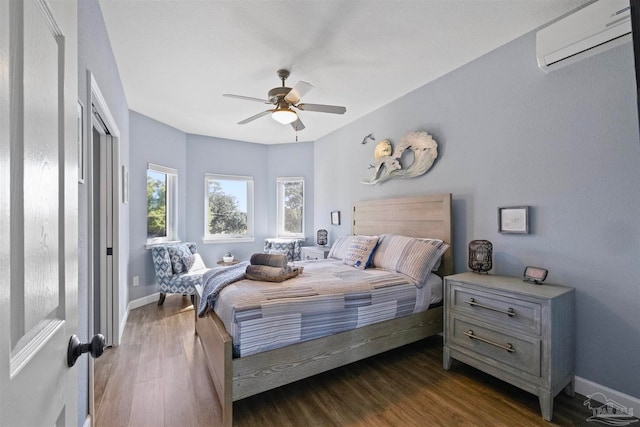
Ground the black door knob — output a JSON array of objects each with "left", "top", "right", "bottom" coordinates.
[{"left": 67, "top": 334, "right": 105, "bottom": 367}]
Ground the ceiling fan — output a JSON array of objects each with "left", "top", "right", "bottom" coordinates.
[{"left": 223, "top": 69, "right": 346, "bottom": 131}]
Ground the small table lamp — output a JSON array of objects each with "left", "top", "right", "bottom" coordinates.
[
  {"left": 468, "top": 240, "right": 492, "bottom": 274},
  {"left": 317, "top": 229, "right": 328, "bottom": 246}
]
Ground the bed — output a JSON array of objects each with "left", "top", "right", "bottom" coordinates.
[{"left": 195, "top": 194, "right": 453, "bottom": 426}]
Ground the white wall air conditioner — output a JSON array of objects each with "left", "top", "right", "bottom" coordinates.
[{"left": 536, "top": 0, "right": 631, "bottom": 72}]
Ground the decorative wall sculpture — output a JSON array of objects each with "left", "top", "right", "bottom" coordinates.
[{"left": 362, "top": 131, "right": 438, "bottom": 185}]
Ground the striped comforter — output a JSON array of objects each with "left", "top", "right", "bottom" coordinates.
[{"left": 213, "top": 259, "right": 441, "bottom": 357}]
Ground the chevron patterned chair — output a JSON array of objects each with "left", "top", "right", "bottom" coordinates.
[
  {"left": 151, "top": 242, "right": 207, "bottom": 306},
  {"left": 264, "top": 238, "right": 304, "bottom": 262}
]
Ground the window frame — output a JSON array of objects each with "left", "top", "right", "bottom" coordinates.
[
  {"left": 146, "top": 163, "right": 178, "bottom": 246},
  {"left": 203, "top": 173, "right": 255, "bottom": 244},
  {"left": 276, "top": 176, "right": 305, "bottom": 238}
]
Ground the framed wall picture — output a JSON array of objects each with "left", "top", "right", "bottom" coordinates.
[
  {"left": 77, "top": 100, "right": 85, "bottom": 184},
  {"left": 498, "top": 206, "right": 529, "bottom": 234},
  {"left": 331, "top": 210, "right": 340, "bottom": 225},
  {"left": 122, "top": 165, "right": 129, "bottom": 204}
]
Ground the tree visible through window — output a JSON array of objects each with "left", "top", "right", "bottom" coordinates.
[
  {"left": 147, "top": 171, "right": 166, "bottom": 238},
  {"left": 205, "top": 174, "right": 253, "bottom": 241},
  {"left": 277, "top": 177, "right": 304, "bottom": 237},
  {"left": 147, "top": 163, "right": 177, "bottom": 244}
]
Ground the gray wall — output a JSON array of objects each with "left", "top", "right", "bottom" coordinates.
[
  {"left": 184, "top": 134, "right": 269, "bottom": 264},
  {"left": 129, "top": 111, "right": 188, "bottom": 300},
  {"left": 77, "top": 0, "right": 130, "bottom": 425},
  {"left": 314, "top": 33, "right": 640, "bottom": 398},
  {"left": 267, "top": 142, "right": 315, "bottom": 240},
  {"left": 128, "top": 115, "right": 315, "bottom": 293}
]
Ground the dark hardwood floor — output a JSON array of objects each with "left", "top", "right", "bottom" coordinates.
[{"left": 95, "top": 295, "right": 606, "bottom": 426}]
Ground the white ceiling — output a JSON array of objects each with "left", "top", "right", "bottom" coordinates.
[{"left": 99, "top": 0, "right": 590, "bottom": 145}]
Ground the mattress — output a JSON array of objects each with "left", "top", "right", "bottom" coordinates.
[{"left": 213, "top": 259, "right": 443, "bottom": 357}]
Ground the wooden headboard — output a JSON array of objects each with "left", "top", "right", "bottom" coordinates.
[{"left": 351, "top": 194, "right": 453, "bottom": 277}]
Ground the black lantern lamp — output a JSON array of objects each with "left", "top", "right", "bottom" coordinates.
[
  {"left": 317, "top": 229, "right": 328, "bottom": 246},
  {"left": 468, "top": 240, "right": 492, "bottom": 274}
]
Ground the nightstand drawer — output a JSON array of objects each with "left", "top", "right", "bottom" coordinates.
[
  {"left": 450, "top": 283, "right": 542, "bottom": 334},
  {"left": 451, "top": 316, "right": 541, "bottom": 377},
  {"left": 301, "top": 246, "right": 330, "bottom": 260}
]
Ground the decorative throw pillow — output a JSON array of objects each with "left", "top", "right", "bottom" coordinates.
[
  {"left": 167, "top": 244, "right": 194, "bottom": 274},
  {"left": 418, "top": 238, "right": 446, "bottom": 271},
  {"left": 343, "top": 235, "right": 379, "bottom": 270},
  {"left": 328, "top": 235, "right": 354, "bottom": 260},
  {"left": 182, "top": 254, "right": 196, "bottom": 272},
  {"left": 373, "top": 234, "right": 449, "bottom": 283}
]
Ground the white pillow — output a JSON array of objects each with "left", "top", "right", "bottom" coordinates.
[{"left": 188, "top": 253, "right": 207, "bottom": 272}]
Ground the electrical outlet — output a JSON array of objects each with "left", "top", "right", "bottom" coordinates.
[{"left": 133, "top": 275, "right": 139, "bottom": 287}]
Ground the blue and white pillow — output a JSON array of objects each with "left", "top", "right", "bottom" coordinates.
[
  {"left": 167, "top": 244, "right": 195, "bottom": 274},
  {"left": 343, "top": 235, "right": 379, "bottom": 270}
]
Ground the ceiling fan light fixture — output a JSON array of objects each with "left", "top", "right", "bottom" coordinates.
[{"left": 272, "top": 103, "right": 297, "bottom": 124}]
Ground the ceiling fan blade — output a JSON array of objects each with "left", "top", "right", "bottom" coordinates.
[
  {"left": 291, "top": 117, "right": 305, "bottom": 131},
  {"left": 224, "top": 94, "right": 270, "bottom": 104},
  {"left": 296, "top": 103, "right": 346, "bottom": 114},
  {"left": 238, "top": 109, "right": 273, "bottom": 125},
  {"left": 284, "top": 81, "right": 314, "bottom": 104}
]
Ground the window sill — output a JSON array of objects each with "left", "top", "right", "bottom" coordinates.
[
  {"left": 145, "top": 240, "right": 181, "bottom": 250},
  {"left": 202, "top": 237, "right": 255, "bottom": 244}
]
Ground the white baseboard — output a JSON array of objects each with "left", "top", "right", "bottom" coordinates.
[
  {"left": 82, "top": 415, "right": 91, "bottom": 427},
  {"left": 575, "top": 376, "right": 639, "bottom": 415},
  {"left": 118, "top": 307, "right": 128, "bottom": 345},
  {"left": 128, "top": 292, "right": 161, "bottom": 310},
  {"left": 117, "top": 293, "right": 160, "bottom": 345}
]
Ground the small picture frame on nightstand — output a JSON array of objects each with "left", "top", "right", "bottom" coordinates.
[{"left": 523, "top": 266, "right": 548, "bottom": 284}]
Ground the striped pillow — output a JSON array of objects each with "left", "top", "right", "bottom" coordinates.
[
  {"left": 343, "top": 235, "right": 379, "bottom": 270},
  {"left": 328, "top": 235, "right": 354, "bottom": 260},
  {"left": 372, "top": 234, "right": 449, "bottom": 283}
]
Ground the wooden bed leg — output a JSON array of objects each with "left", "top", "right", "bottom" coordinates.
[{"left": 158, "top": 292, "right": 166, "bottom": 306}]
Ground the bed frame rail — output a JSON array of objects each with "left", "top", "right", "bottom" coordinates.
[{"left": 232, "top": 306, "right": 443, "bottom": 401}]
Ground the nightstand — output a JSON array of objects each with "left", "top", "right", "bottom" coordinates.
[
  {"left": 301, "top": 246, "right": 330, "bottom": 260},
  {"left": 443, "top": 272, "right": 575, "bottom": 422}
]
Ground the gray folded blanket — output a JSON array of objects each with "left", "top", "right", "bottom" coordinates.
[
  {"left": 246, "top": 264, "right": 292, "bottom": 278},
  {"left": 250, "top": 253, "right": 288, "bottom": 268},
  {"left": 197, "top": 261, "right": 250, "bottom": 316}
]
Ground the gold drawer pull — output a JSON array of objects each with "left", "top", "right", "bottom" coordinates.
[
  {"left": 464, "top": 330, "right": 515, "bottom": 353},
  {"left": 464, "top": 297, "right": 516, "bottom": 317}
]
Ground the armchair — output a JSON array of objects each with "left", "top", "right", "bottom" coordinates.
[
  {"left": 263, "top": 238, "right": 304, "bottom": 262},
  {"left": 151, "top": 242, "right": 208, "bottom": 306}
]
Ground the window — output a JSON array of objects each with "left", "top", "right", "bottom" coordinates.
[
  {"left": 204, "top": 174, "right": 254, "bottom": 243},
  {"left": 147, "top": 163, "right": 178, "bottom": 244},
  {"left": 277, "top": 177, "right": 304, "bottom": 237}
]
